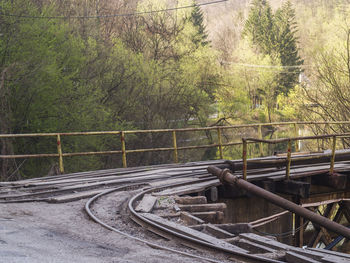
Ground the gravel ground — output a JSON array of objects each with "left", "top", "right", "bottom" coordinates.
[{"left": 0, "top": 198, "right": 210, "bottom": 263}]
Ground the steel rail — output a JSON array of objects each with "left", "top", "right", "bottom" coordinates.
[
  {"left": 244, "top": 132, "right": 350, "bottom": 144},
  {"left": 3, "top": 120, "right": 349, "bottom": 138},
  {"left": 128, "top": 186, "right": 283, "bottom": 263},
  {"left": 1, "top": 121, "right": 347, "bottom": 138},
  {"left": 84, "top": 185, "right": 223, "bottom": 263}
]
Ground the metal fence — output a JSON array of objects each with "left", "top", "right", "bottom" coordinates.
[
  {"left": 242, "top": 133, "right": 350, "bottom": 180},
  {"left": 1, "top": 121, "right": 350, "bottom": 173}
]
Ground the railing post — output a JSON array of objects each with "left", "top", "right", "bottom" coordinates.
[
  {"left": 286, "top": 139, "right": 292, "bottom": 180},
  {"left": 56, "top": 134, "right": 64, "bottom": 174},
  {"left": 330, "top": 136, "right": 336, "bottom": 174},
  {"left": 172, "top": 130, "right": 178, "bottom": 163},
  {"left": 243, "top": 139, "right": 247, "bottom": 180},
  {"left": 120, "top": 131, "right": 127, "bottom": 168},
  {"left": 217, "top": 128, "right": 223, "bottom": 159},
  {"left": 258, "top": 125, "right": 263, "bottom": 156},
  {"left": 294, "top": 123, "right": 299, "bottom": 152}
]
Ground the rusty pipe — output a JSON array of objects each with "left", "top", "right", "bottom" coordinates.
[{"left": 207, "top": 166, "right": 350, "bottom": 240}]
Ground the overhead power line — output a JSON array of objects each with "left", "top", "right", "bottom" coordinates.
[
  {"left": 0, "top": 0, "right": 227, "bottom": 19},
  {"left": 222, "top": 61, "right": 309, "bottom": 69}
]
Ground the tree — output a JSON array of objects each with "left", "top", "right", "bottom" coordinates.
[
  {"left": 243, "top": 0, "right": 276, "bottom": 56},
  {"left": 189, "top": 3, "right": 209, "bottom": 47},
  {"left": 300, "top": 28, "right": 350, "bottom": 133},
  {"left": 0, "top": 0, "right": 223, "bottom": 178},
  {"left": 274, "top": 1, "right": 303, "bottom": 95},
  {"left": 243, "top": 0, "right": 303, "bottom": 95},
  {"left": 0, "top": 1, "right": 116, "bottom": 179}
]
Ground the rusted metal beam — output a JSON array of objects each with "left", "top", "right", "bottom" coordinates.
[
  {"left": 120, "top": 131, "right": 127, "bottom": 168},
  {"left": 207, "top": 166, "right": 350, "bottom": 240},
  {"left": 286, "top": 139, "right": 292, "bottom": 179},
  {"left": 56, "top": 134, "right": 64, "bottom": 174}
]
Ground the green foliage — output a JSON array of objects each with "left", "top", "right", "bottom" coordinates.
[
  {"left": 189, "top": 3, "right": 209, "bottom": 47},
  {"left": 216, "top": 39, "right": 282, "bottom": 123},
  {"left": 243, "top": 0, "right": 303, "bottom": 95},
  {"left": 0, "top": 0, "right": 221, "bottom": 178},
  {"left": 274, "top": 1, "right": 303, "bottom": 95},
  {"left": 243, "top": 0, "right": 276, "bottom": 56}
]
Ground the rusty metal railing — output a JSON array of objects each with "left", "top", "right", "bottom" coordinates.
[
  {"left": 242, "top": 133, "right": 350, "bottom": 180},
  {"left": 1, "top": 121, "right": 350, "bottom": 174}
]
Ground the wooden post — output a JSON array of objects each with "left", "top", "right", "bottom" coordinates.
[
  {"left": 330, "top": 136, "right": 336, "bottom": 174},
  {"left": 56, "top": 134, "right": 64, "bottom": 174},
  {"left": 299, "top": 216, "right": 304, "bottom": 248},
  {"left": 286, "top": 139, "right": 292, "bottom": 180},
  {"left": 172, "top": 130, "right": 178, "bottom": 163},
  {"left": 120, "top": 131, "right": 127, "bottom": 168},
  {"left": 217, "top": 128, "right": 223, "bottom": 159}
]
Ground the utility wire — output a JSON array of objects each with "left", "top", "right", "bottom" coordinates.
[
  {"left": 0, "top": 0, "right": 227, "bottom": 19},
  {"left": 227, "top": 62, "right": 308, "bottom": 69},
  {"left": 222, "top": 61, "right": 308, "bottom": 69}
]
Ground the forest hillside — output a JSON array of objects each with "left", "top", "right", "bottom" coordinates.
[{"left": 1, "top": 0, "right": 349, "bottom": 179}]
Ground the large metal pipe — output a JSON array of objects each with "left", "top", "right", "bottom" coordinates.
[{"left": 207, "top": 166, "right": 350, "bottom": 240}]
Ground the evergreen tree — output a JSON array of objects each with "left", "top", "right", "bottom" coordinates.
[
  {"left": 242, "top": 0, "right": 276, "bottom": 56},
  {"left": 243, "top": 0, "right": 303, "bottom": 95},
  {"left": 275, "top": 1, "right": 303, "bottom": 94},
  {"left": 190, "top": 3, "right": 209, "bottom": 47}
]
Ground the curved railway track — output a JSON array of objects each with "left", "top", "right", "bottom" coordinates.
[{"left": 2, "top": 158, "right": 350, "bottom": 262}]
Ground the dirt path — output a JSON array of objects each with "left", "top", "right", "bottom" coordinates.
[{"left": 0, "top": 200, "right": 207, "bottom": 263}]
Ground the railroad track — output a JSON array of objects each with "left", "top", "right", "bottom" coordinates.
[{"left": 1, "top": 154, "right": 350, "bottom": 262}]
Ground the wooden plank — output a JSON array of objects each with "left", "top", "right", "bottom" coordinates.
[
  {"left": 135, "top": 194, "right": 158, "bottom": 213},
  {"left": 340, "top": 201, "right": 350, "bottom": 223},
  {"left": 308, "top": 203, "right": 337, "bottom": 248},
  {"left": 275, "top": 180, "right": 310, "bottom": 198},
  {"left": 208, "top": 186, "right": 218, "bottom": 202},
  {"left": 158, "top": 212, "right": 181, "bottom": 218},
  {"left": 308, "top": 248, "right": 350, "bottom": 259},
  {"left": 191, "top": 211, "right": 224, "bottom": 224},
  {"left": 236, "top": 238, "right": 277, "bottom": 254},
  {"left": 152, "top": 179, "right": 220, "bottom": 196},
  {"left": 204, "top": 224, "right": 235, "bottom": 239},
  {"left": 141, "top": 213, "right": 248, "bottom": 253},
  {"left": 175, "top": 196, "right": 207, "bottom": 205},
  {"left": 0, "top": 172, "right": 175, "bottom": 201},
  {"left": 180, "top": 212, "right": 205, "bottom": 225},
  {"left": 47, "top": 189, "right": 104, "bottom": 203},
  {"left": 312, "top": 173, "right": 347, "bottom": 190},
  {"left": 240, "top": 233, "right": 350, "bottom": 262},
  {"left": 148, "top": 178, "right": 199, "bottom": 187},
  {"left": 301, "top": 192, "right": 350, "bottom": 206},
  {"left": 239, "top": 233, "right": 290, "bottom": 251},
  {"left": 178, "top": 203, "right": 227, "bottom": 213},
  {"left": 286, "top": 251, "right": 320, "bottom": 263},
  {"left": 215, "top": 223, "right": 252, "bottom": 235},
  {"left": 321, "top": 255, "right": 350, "bottom": 263}
]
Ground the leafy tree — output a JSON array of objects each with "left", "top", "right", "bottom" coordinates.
[
  {"left": 0, "top": 1, "right": 118, "bottom": 179},
  {"left": 0, "top": 0, "right": 223, "bottom": 178},
  {"left": 300, "top": 28, "right": 350, "bottom": 130}
]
